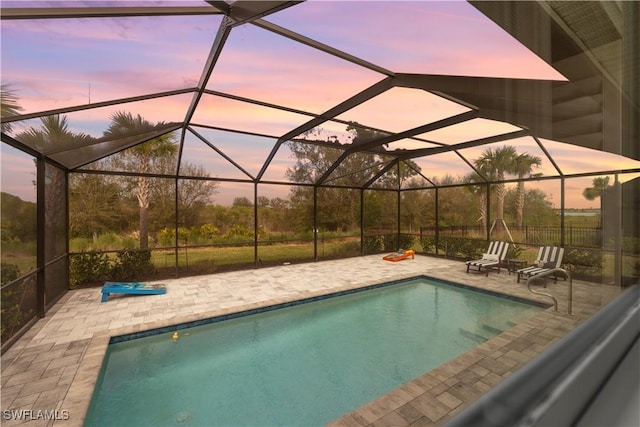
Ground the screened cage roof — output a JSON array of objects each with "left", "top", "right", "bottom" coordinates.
[{"left": 2, "top": 1, "right": 639, "bottom": 192}]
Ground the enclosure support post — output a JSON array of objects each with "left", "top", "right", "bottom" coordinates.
[
  {"left": 434, "top": 187, "right": 446, "bottom": 256},
  {"left": 314, "top": 186, "right": 318, "bottom": 261},
  {"left": 360, "top": 189, "right": 364, "bottom": 256},
  {"left": 560, "top": 177, "right": 565, "bottom": 247},
  {"left": 435, "top": 187, "right": 440, "bottom": 256},
  {"left": 397, "top": 185, "right": 401, "bottom": 249},
  {"left": 36, "top": 157, "right": 46, "bottom": 318},
  {"left": 613, "top": 174, "right": 622, "bottom": 289},
  {"left": 254, "top": 183, "right": 259, "bottom": 268},
  {"left": 485, "top": 183, "right": 491, "bottom": 242},
  {"left": 64, "top": 169, "right": 70, "bottom": 290},
  {"left": 174, "top": 176, "right": 179, "bottom": 278}
]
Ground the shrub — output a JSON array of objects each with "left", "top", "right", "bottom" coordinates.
[
  {"left": 453, "top": 237, "right": 486, "bottom": 259},
  {"left": 437, "top": 236, "right": 486, "bottom": 259},
  {"left": 622, "top": 237, "right": 640, "bottom": 255},
  {"left": 398, "top": 233, "right": 415, "bottom": 251},
  {"left": 1, "top": 263, "right": 19, "bottom": 285},
  {"left": 420, "top": 236, "right": 437, "bottom": 253},
  {"left": 199, "top": 224, "right": 219, "bottom": 240},
  {"left": 506, "top": 245, "right": 524, "bottom": 260},
  {"left": 362, "top": 233, "right": 416, "bottom": 254},
  {"left": 564, "top": 248, "right": 602, "bottom": 268},
  {"left": 381, "top": 234, "right": 398, "bottom": 252},
  {"left": 158, "top": 227, "right": 213, "bottom": 246},
  {"left": 1, "top": 275, "right": 36, "bottom": 344},
  {"left": 223, "top": 225, "right": 254, "bottom": 242},
  {"left": 111, "top": 249, "right": 153, "bottom": 281},
  {"left": 563, "top": 247, "right": 602, "bottom": 279},
  {"left": 365, "top": 233, "right": 414, "bottom": 252},
  {"left": 157, "top": 228, "right": 175, "bottom": 247},
  {"left": 363, "top": 235, "right": 384, "bottom": 254},
  {"left": 69, "top": 251, "right": 111, "bottom": 287}
]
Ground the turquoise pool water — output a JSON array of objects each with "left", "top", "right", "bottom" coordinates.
[{"left": 85, "top": 277, "right": 543, "bottom": 426}]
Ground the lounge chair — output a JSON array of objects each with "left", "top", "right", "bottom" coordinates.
[
  {"left": 517, "top": 246, "right": 565, "bottom": 284},
  {"left": 466, "top": 241, "right": 510, "bottom": 276}
]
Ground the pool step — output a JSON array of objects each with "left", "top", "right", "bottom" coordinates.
[
  {"left": 482, "top": 323, "right": 505, "bottom": 336},
  {"left": 459, "top": 323, "right": 506, "bottom": 343},
  {"left": 459, "top": 328, "right": 487, "bottom": 343}
]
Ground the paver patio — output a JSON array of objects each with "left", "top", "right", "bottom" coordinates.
[{"left": 1, "top": 255, "right": 619, "bottom": 426}]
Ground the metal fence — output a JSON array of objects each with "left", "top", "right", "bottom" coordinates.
[
  {"left": 419, "top": 225, "right": 602, "bottom": 248},
  {"left": 1, "top": 271, "right": 38, "bottom": 349}
]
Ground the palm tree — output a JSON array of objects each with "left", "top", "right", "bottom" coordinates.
[
  {"left": 16, "top": 115, "right": 94, "bottom": 261},
  {"left": 582, "top": 176, "right": 611, "bottom": 231},
  {"left": 1, "top": 84, "right": 23, "bottom": 134},
  {"left": 582, "top": 176, "right": 611, "bottom": 203},
  {"left": 513, "top": 153, "right": 542, "bottom": 227},
  {"left": 464, "top": 171, "right": 492, "bottom": 237},
  {"left": 473, "top": 145, "right": 518, "bottom": 237},
  {"left": 582, "top": 176, "right": 611, "bottom": 227},
  {"left": 103, "top": 112, "right": 177, "bottom": 248}
]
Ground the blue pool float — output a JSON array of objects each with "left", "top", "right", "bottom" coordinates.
[{"left": 101, "top": 282, "right": 166, "bottom": 302}]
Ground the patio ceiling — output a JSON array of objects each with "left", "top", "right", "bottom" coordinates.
[{"left": 1, "top": 1, "right": 639, "bottom": 190}]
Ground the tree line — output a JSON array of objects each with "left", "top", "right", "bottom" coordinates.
[{"left": 1, "top": 84, "right": 581, "bottom": 253}]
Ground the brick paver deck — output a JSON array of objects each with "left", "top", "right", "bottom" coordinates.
[{"left": 1, "top": 255, "right": 618, "bottom": 426}]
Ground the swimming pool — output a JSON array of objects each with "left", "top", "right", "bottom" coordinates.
[{"left": 85, "top": 276, "right": 544, "bottom": 426}]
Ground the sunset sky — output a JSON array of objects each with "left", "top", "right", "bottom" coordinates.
[{"left": 2, "top": 0, "right": 639, "bottom": 207}]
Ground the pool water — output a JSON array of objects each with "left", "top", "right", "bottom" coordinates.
[{"left": 85, "top": 277, "right": 543, "bottom": 426}]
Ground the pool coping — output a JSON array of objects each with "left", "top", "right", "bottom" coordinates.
[{"left": 85, "top": 275, "right": 554, "bottom": 425}]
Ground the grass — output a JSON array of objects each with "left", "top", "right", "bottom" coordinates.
[
  {"left": 563, "top": 215, "right": 601, "bottom": 228},
  {"left": 1, "top": 241, "right": 36, "bottom": 278},
  {"left": 151, "top": 238, "right": 360, "bottom": 269}
]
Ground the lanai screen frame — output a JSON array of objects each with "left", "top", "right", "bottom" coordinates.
[{"left": 1, "top": 2, "right": 639, "bottom": 349}]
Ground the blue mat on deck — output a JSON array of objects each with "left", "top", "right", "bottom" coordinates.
[{"left": 101, "top": 282, "right": 166, "bottom": 302}]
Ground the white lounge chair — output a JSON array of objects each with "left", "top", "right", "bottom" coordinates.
[
  {"left": 465, "top": 241, "right": 510, "bottom": 277},
  {"left": 517, "top": 246, "right": 565, "bottom": 284}
]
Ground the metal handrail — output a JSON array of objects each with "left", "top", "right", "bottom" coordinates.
[{"left": 526, "top": 267, "right": 573, "bottom": 315}]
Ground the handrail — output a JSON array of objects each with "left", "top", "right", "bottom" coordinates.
[{"left": 526, "top": 268, "right": 573, "bottom": 315}]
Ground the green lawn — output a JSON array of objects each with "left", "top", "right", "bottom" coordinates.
[
  {"left": 151, "top": 238, "right": 360, "bottom": 269},
  {"left": 563, "top": 215, "right": 601, "bottom": 228}
]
